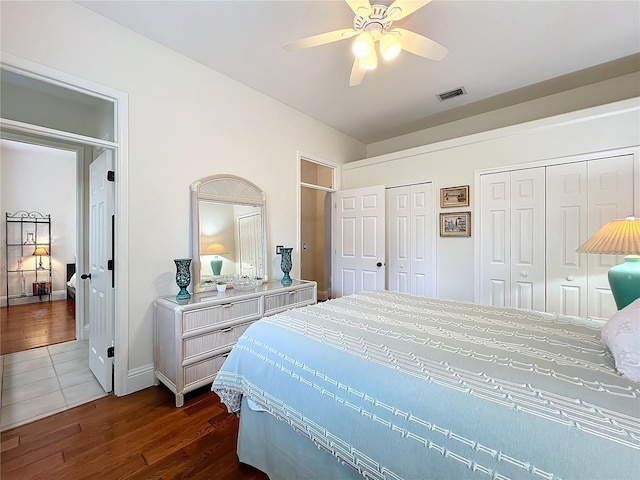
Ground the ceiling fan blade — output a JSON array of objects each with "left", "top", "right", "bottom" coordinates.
[
  {"left": 345, "top": 0, "right": 372, "bottom": 17},
  {"left": 349, "top": 58, "right": 367, "bottom": 87},
  {"left": 393, "top": 28, "right": 448, "bottom": 61},
  {"left": 284, "top": 28, "right": 358, "bottom": 51},
  {"left": 386, "top": 0, "right": 432, "bottom": 21}
]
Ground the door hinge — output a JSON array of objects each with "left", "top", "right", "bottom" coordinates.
[
  {"left": 108, "top": 259, "right": 114, "bottom": 271},
  {"left": 107, "top": 170, "right": 115, "bottom": 182},
  {"left": 107, "top": 346, "right": 115, "bottom": 358}
]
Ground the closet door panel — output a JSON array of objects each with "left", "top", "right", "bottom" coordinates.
[
  {"left": 586, "top": 155, "right": 635, "bottom": 319},
  {"left": 387, "top": 184, "right": 435, "bottom": 297},
  {"left": 387, "top": 187, "right": 410, "bottom": 293},
  {"left": 510, "top": 168, "right": 546, "bottom": 311},
  {"left": 479, "top": 172, "right": 511, "bottom": 306},
  {"left": 546, "top": 162, "right": 588, "bottom": 317},
  {"left": 410, "top": 184, "right": 434, "bottom": 296}
]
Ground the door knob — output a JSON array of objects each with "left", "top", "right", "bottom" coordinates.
[
  {"left": 80, "top": 273, "right": 91, "bottom": 280},
  {"left": 376, "top": 262, "right": 383, "bottom": 267},
  {"left": 566, "top": 276, "right": 574, "bottom": 281}
]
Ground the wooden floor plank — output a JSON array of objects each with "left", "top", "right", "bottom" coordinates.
[
  {"left": 0, "top": 300, "right": 75, "bottom": 354},
  {"left": 0, "top": 386, "right": 268, "bottom": 480}
]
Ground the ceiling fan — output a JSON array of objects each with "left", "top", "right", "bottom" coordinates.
[{"left": 283, "top": 0, "right": 448, "bottom": 86}]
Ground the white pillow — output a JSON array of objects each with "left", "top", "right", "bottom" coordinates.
[{"left": 601, "top": 298, "right": 640, "bottom": 382}]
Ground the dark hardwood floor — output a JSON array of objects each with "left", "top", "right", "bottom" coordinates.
[
  {"left": 0, "top": 384, "right": 269, "bottom": 480},
  {"left": 0, "top": 299, "right": 76, "bottom": 355}
]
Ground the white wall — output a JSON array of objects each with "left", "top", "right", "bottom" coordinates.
[
  {"left": 343, "top": 99, "right": 640, "bottom": 301},
  {"left": 0, "top": 140, "right": 76, "bottom": 303},
  {"left": 0, "top": 1, "right": 366, "bottom": 384}
]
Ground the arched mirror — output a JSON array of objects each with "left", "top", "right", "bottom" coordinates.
[{"left": 191, "top": 175, "right": 267, "bottom": 293}]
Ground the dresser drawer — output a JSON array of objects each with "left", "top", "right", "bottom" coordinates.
[
  {"left": 183, "top": 321, "right": 253, "bottom": 361},
  {"left": 182, "top": 297, "right": 261, "bottom": 333},
  {"left": 264, "top": 286, "right": 316, "bottom": 315},
  {"left": 183, "top": 353, "right": 229, "bottom": 388}
]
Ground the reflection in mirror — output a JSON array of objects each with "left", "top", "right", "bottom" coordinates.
[{"left": 191, "top": 175, "right": 267, "bottom": 293}]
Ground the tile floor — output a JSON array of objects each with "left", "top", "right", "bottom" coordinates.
[{"left": 0, "top": 339, "right": 107, "bottom": 431}]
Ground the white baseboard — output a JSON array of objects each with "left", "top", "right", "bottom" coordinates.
[{"left": 123, "top": 363, "right": 155, "bottom": 396}]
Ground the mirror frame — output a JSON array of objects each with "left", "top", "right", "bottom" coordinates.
[{"left": 191, "top": 174, "right": 267, "bottom": 293}]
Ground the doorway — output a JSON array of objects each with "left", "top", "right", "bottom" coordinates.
[
  {"left": 299, "top": 157, "right": 336, "bottom": 301},
  {"left": 1, "top": 55, "right": 128, "bottom": 397},
  {"left": 0, "top": 139, "right": 77, "bottom": 354}
]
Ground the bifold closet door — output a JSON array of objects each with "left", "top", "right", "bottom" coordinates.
[
  {"left": 387, "top": 183, "right": 435, "bottom": 296},
  {"left": 546, "top": 155, "right": 634, "bottom": 319},
  {"left": 479, "top": 168, "right": 545, "bottom": 310}
]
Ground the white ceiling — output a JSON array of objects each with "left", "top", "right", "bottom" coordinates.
[{"left": 77, "top": 0, "right": 640, "bottom": 144}]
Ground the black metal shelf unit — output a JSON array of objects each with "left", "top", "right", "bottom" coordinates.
[{"left": 5, "top": 211, "right": 52, "bottom": 307}]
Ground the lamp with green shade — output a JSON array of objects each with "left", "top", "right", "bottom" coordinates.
[
  {"left": 33, "top": 246, "right": 49, "bottom": 270},
  {"left": 576, "top": 216, "right": 640, "bottom": 310},
  {"left": 206, "top": 242, "right": 228, "bottom": 276}
]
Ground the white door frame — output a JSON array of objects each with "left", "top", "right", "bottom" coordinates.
[
  {"left": 1, "top": 53, "right": 130, "bottom": 397},
  {"left": 297, "top": 152, "right": 339, "bottom": 293}
]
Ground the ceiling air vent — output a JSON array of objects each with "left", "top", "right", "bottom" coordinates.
[{"left": 436, "top": 87, "right": 467, "bottom": 101}]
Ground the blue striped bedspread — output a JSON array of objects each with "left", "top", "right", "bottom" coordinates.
[{"left": 212, "top": 291, "right": 640, "bottom": 479}]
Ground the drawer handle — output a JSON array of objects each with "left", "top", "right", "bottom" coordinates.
[
  {"left": 222, "top": 303, "right": 234, "bottom": 308},
  {"left": 289, "top": 291, "right": 296, "bottom": 295},
  {"left": 221, "top": 327, "right": 234, "bottom": 333}
]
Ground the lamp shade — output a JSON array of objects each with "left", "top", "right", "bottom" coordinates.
[
  {"left": 206, "top": 243, "right": 228, "bottom": 255},
  {"left": 576, "top": 217, "right": 640, "bottom": 254},
  {"left": 352, "top": 32, "right": 373, "bottom": 59},
  {"left": 33, "top": 246, "right": 49, "bottom": 256},
  {"left": 379, "top": 32, "right": 401, "bottom": 61}
]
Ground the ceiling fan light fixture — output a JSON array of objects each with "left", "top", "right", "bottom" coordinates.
[
  {"left": 352, "top": 31, "right": 374, "bottom": 58},
  {"left": 379, "top": 32, "right": 401, "bottom": 61},
  {"left": 358, "top": 48, "right": 378, "bottom": 70}
]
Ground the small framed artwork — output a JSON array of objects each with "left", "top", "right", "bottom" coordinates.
[
  {"left": 440, "top": 212, "right": 471, "bottom": 237},
  {"left": 440, "top": 185, "right": 469, "bottom": 208}
]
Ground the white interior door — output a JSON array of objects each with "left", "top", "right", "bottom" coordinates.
[
  {"left": 387, "top": 183, "right": 435, "bottom": 296},
  {"left": 586, "top": 155, "right": 634, "bottom": 318},
  {"left": 510, "top": 168, "right": 546, "bottom": 311},
  {"left": 546, "top": 161, "right": 588, "bottom": 316},
  {"left": 238, "top": 213, "right": 260, "bottom": 277},
  {"left": 88, "top": 150, "right": 114, "bottom": 393},
  {"left": 479, "top": 172, "right": 511, "bottom": 306},
  {"left": 334, "top": 186, "right": 385, "bottom": 297}
]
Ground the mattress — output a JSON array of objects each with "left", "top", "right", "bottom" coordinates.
[{"left": 212, "top": 291, "right": 640, "bottom": 479}]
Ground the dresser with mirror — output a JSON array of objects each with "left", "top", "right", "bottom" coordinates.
[{"left": 154, "top": 175, "right": 317, "bottom": 406}]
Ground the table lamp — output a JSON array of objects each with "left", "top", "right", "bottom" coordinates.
[
  {"left": 33, "top": 246, "right": 49, "bottom": 270},
  {"left": 576, "top": 216, "right": 640, "bottom": 310},
  {"left": 207, "top": 243, "right": 228, "bottom": 276}
]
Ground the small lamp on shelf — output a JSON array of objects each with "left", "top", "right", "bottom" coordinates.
[
  {"left": 576, "top": 216, "right": 640, "bottom": 310},
  {"left": 33, "top": 246, "right": 49, "bottom": 270},
  {"left": 206, "top": 243, "right": 228, "bottom": 276}
]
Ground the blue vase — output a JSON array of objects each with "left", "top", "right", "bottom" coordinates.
[
  {"left": 174, "top": 258, "right": 192, "bottom": 300},
  {"left": 280, "top": 247, "right": 293, "bottom": 285}
]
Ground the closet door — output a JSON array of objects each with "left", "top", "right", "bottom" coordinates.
[
  {"left": 546, "top": 155, "right": 634, "bottom": 319},
  {"left": 586, "top": 156, "right": 634, "bottom": 318},
  {"left": 388, "top": 186, "right": 411, "bottom": 292},
  {"left": 387, "top": 183, "right": 435, "bottom": 296},
  {"left": 480, "top": 168, "right": 545, "bottom": 309},
  {"left": 546, "top": 162, "right": 588, "bottom": 317},
  {"left": 510, "top": 168, "right": 546, "bottom": 310},
  {"left": 479, "top": 172, "right": 511, "bottom": 306}
]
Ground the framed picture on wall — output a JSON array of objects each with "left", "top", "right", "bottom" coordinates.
[
  {"left": 440, "top": 185, "right": 469, "bottom": 208},
  {"left": 440, "top": 211, "right": 471, "bottom": 237}
]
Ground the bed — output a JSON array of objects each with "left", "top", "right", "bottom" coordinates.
[
  {"left": 212, "top": 290, "right": 640, "bottom": 479},
  {"left": 66, "top": 263, "right": 76, "bottom": 300}
]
